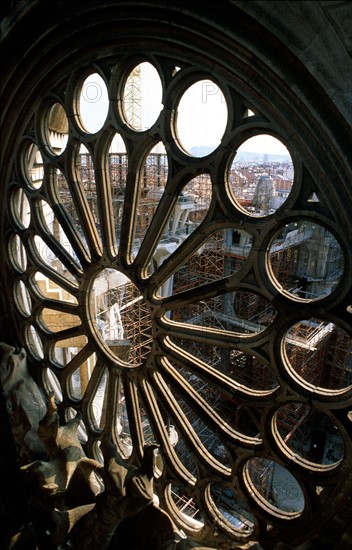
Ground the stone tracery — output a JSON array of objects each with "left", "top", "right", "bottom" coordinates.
[{"left": 1, "top": 2, "right": 351, "bottom": 549}]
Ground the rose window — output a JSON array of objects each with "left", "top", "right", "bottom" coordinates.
[{"left": 4, "top": 54, "right": 352, "bottom": 548}]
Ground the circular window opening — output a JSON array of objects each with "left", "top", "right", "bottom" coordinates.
[
  {"left": 284, "top": 319, "right": 352, "bottom": 393},
  {"left": 45, "top": 103, "right": 69, "bottom": 155},
  {"left": 88, "top": 268, "right": 152, "bottom": 366},
  {"left": 274, "top": 403, "right": 344, "bottom": 468},
  {"left": 176, "top": 79, "right": 228, "bottom": 156},
  {"left": 244, "top": 458, "right": 304, "bottom": 517},
  {"left": 123, "top": 62, "right": 163, "bottom": 131},
  {"left": 79, "top": 73, "right": 109, "bottom": 133},
  {"left": 269, "top": 220, "right": 344, "bottom": 300},
  {"left": 228, "top": 135, "right": 293, "bottom": 216}
]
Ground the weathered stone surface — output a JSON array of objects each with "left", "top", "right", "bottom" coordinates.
[
  {"left": 0, "top": 343, "right": 47, "bottom": 461},
  {"left": 0, "top": 344, "right": 179, "bottom": 548}
]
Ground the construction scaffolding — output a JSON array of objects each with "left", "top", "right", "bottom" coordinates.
[
  {"left": 328, "top": 329, "right": 352, "bottom": 389},
  {"left": 227, "top": 350, "right": 276, "bottom": 391},
  {"left": 51, "top": 147, "right": 351, "bottom": 511},
  {"left": 276, "top": 402, "right": 311, "bottom": 445},
  {"left": 120, "top": 281, "right": 153, "bottom": 364},
  {"left": 136, "top": 152, "right": 169, "bottom": 244},
  {"left": 109, "top": 152, "right": 128, "bottom": 237},
  {"left": 124, "top": 65, "right": 142, "bottom": 130},
  {"left": 275, "top": 401, "right": 345, "bottom": 465},
  {"left": 172, "top": 231, "right": 225, "bottom": 297},
  {"left": 93, "top": 269, "right": 152, "bottom": 365},
  {"left": 286, "top": 320, "right": 351, "bottom": 390},
  {"left": 269, "top": 222, "right": 344, "bottom": 299}
]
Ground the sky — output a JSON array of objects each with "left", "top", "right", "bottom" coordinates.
[{"left": 79, "top": 65, "right": 290, "bottom": 157}]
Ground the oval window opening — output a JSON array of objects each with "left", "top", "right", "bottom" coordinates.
[
  {"left": 89, "top": 268, "right": 152, "bottom": 366},
  {"left": 284, "top": 319, "right": 352, "bottom": 392},
  {"left": 133, "top": 142, "right": 168, "bottom": 255},
  {"left": 167, "top": 290, "right": 274, "bottom": 337},
  {"left": 14, "top": 281, "right": 32, "bottom": 317},
  {"left": 41, "top": 308, "right": 81, "bottom": 334},
  {"left": 176, "top": 80, "right": 228, "bottom": 156},
  {"left": 269, "top": 221, "right": 344, "bottom": 300},
  {"left": 79, "top": 73, "right": 109, "bottom": 133},
  {"left": 168, "top": 484, "right": 204, "bottom": 531},
  {"left": 123, "top": 62, "right": 163, "bottom": 131},
  {"left": 46, "top": 103, "right": 69, "bottom": 155},
  {"left": 274, "top": 403, "right": 344, "bottom": 468},
  {"left": 12, "top": 188, "right": 31, "bottom": 229},
  {"left": 43, "top": 367, "right": 63, "bottom": 402},
  {"left": 26, "top": 324, "right": 44, "bottom": 360},
  {"left": 89, "top": 368, "right": 109, "bottom": 430},
  {"left": 228, "top": 135, "right": 293, "bottom": 216},
  {"left": 210, "top": 482, "right": 254, "bottom": 533},
  {"left": 227, "top": 350, "right": 278, "bottom": 392},
  {"left": 54, "top": 336, "right": 89, "bottom": 369},
  {"left": 23, "top": 143, "right": 44, "bottom": 188},
  {"left": 245, "top": 458, "right": 304, "bottom": 516},
  {"left": 115, "top": 380, "right": 133, "bottom": 459},
  {"left": 109, "top": 133, "right": 128, "bottom": 247},
  {"left": 8, "top": 234, "right": 27, "bottom": 272},
  {"left": 160, "top": 229, "right": 252, "bottom": 298}
]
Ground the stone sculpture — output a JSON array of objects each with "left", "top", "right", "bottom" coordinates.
[
  {"left": 0, "top": 343, "right": 47, "bottom": 461},
  {"left": 0, "top": 343, "right": 182, "bottom": 549}
]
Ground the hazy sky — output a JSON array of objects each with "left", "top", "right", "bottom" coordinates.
[{"left": 79, "top": 65, "right": 290, "bottom": 157}]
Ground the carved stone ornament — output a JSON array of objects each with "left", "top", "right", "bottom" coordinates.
[{"left": 0, "top": 344, "right": 223, "bottom": 549}]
